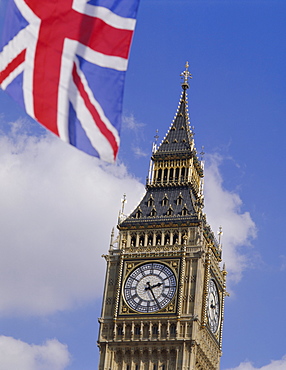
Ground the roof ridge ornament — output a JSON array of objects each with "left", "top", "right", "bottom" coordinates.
[{"left": 180, "top": 61, "right": 192, "bottom": 90}]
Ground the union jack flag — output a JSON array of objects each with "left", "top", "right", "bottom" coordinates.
[{"left": 0, "top": 0, "right": 140, "bottom": 162}]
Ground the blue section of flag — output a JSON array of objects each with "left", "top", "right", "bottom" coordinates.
[
  {"left": 68, "top": 103, "right": 99, "bottom": 158},
  {"left": 87, "top": 0, "right": 140, "bottom": 18},
  {"left": 77, "top": 56, "right": 125, "bottom": 135},
  {"left": 5, "top": 73, "right": 25, "bottom": 110},
  {"left": 0, "top": 0, "right": 28, "bottom": 50}
]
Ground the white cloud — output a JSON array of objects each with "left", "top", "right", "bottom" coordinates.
[
  {"left": 122, "top": 113, "right": 145, "bottom": 130},
  {"left": 204, "top": 154, "right": 257, "bottom": 283},
  {"left": 0, "top": 336, "right": 71, "bottom": 370},
  {"left": 132, "top": 145, "right": 148, "bottom": 157},
  {"left": 122, "top": 114, "right": 148, "bottom": 158},
  {"left": 225, "top": 355, "right": 286, "bottom": 370},
  {"left": 0, "top": 120, "right": 144, "bottom": 316},
  {"left": 0, "top": 120, "right": 257, "bottom": 316}
]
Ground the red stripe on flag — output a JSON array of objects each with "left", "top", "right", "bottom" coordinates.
[
  {"left": 0, "top": 49, "right": 26, "bottom": 84},
  {"left": 72, "top": 64, "right": 118, "bottom": 159}
]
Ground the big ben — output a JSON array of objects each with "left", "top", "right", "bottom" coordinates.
[{"left": 98, "top": 63, "right": 227, "bottom": 370}]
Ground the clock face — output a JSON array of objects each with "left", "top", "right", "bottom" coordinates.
[
  {"left": 207, "top": 279, "right": 220, "bottom": 333},
  {"left": 123, "top": 262, "right": 177, "bottom": 313}
]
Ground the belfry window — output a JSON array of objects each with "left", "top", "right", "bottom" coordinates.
[
  {"left": 163, "top": 168, "right": 168, "bottom": 182},
  {"left": 169, "top": 168, "right": 174, "bottom": 182},
  {"left": 181, "top": 167, "right": 186, "bottom": 181},
  {"left": 157, "top": 169, "right": 162, "bottom": 182},
  {"left": 175, "top": 168, "right": 180, "bottom": 181}
]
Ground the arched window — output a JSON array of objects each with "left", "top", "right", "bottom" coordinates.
[
  {"left": 169, "top": 168, "right": 174, "bottom": 182},
  {"left": 181, "top": 167, "right": 186, "bottom": 181},
  {"left": 181, "top": 204, "right": 188, "bottom": 216},
  {"left": 173, "top": 232, "right": 179, "bottom": 244},
  {"left": 166, "top": 205, "right": 174, "bottom": 216},
  {"left": 156, "top": 233, "right": 161, "bottom": 245},
  {"left": 164, "top": 232, "right": 170, "bottom": 245},
  {"left": 135, "top": 207, "right": 142, "bottom": 219},
  {"left": 170, "top": 323, "right": 176, "bottom": 335},
  {"left": 157, "top": 169, "right": 162, "bottom": 182},
  {"left": 162, "top": 194, "right": 169, "bottom": 206},
  {"left": 117, "top": 325, "right": 123, "bottom": 335},
  {"left": 175, "top": 168, "right": 180, "bottom": 181},
  {"left": 177, "top": 192, "right": 183, "bottom": 205},
  {"left": 163, "top": 168, "right": 168, "bottom": 182},
  {"left": 150, "top": 207, "right": 157, "bottom": 217},
  {"left": 152, "top": 324, "right": 158, "bottom": 335},
  {"left": 130, "top": 235, "right": 136, "bottom": 247},
  {"left": 147, "top": 194, "right": 154, "bottom": 207},
  {"left": 139, "top": 234, "right": 144, "bottom": 246}
]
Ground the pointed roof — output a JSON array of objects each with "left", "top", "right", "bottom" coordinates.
[
  {"left": 153, "top": 63, "right": 194, "bottom": 158},
  {"left": 119, "top": 63, "right": 203, "bottom": 230}
]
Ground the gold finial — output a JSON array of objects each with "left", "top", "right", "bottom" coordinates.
[
  {"left": 218, "top": 226, "right": 223, "bottom": 249},
  {"left": 121, "top": 193, "right": 126, "bottom": 214},
  {"left": 181, "top": 61, "right": 192, "bottom": 89}
]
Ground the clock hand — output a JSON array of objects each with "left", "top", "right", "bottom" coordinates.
[
  {"left": 151, "top": 282, "right": 163, "bottom": 289},
  {"left": 210, "top": 300, "right": 215, "bottom": 309},
  {"left": 145, "top": 282, "right": 160, "bottom": 308}
]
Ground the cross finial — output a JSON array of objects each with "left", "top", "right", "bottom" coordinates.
[
  {"left": 154, "top": 129, "right": 159, "bottom": 143},
  {"left": 181, "top": 61, "right": 192, "bottom": 89}
]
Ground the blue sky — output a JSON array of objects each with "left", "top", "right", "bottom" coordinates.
[{"left": 0, "top": 1, "right": 286, "bottom": 369}]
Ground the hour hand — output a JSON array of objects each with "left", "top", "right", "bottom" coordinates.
[{"left": 151, "top": 282, "right": 162, "bottom": 289}]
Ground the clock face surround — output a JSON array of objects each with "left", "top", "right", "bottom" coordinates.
[
  {"left": 123, "top": 262, "right": 177, "bottom": 313},
  {"left": 207, "top": 279, "right": 220, "bottom": 333}
]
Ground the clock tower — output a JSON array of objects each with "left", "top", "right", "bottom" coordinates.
[{"left": 98, "top": 63, "right": 227, "bottom": 370}]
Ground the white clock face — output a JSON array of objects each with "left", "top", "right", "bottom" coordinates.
[
  {"left": 124, "top": 262, "right": 177, "bottom": 313},
  {"left": 207, "top": 279, "right": 220, "bottom": 333}
]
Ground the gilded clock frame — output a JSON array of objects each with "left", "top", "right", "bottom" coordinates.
[{"left": 118, "top": 258, "right": 181, "bottom": 316}]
